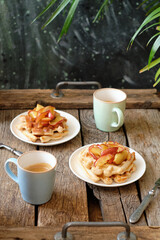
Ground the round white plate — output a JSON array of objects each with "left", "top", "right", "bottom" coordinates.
[
  {"left": 10, "top": 110, "right": 80, "bottom": 146},
  {"left": 69, "top": 143, "right": 146, "bottom": 187}
]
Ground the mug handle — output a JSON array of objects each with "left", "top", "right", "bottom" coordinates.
[
  {"left": 4, "top": 158, "right": 18, "bottom": 184},
  {"left": 111, "top": 107, "right": 124, "bottom": 128}
]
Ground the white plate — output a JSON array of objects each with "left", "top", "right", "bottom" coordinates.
[
  {"left": 69, "top": 143, "right": 146, "bottom": 187},
  {"left": 10, "top": 110, "right": 80, "bottom": 146}
]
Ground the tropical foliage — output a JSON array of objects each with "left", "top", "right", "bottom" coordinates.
[
  {"left": 128, "top": 1, "right": 160, "bottom": 87},
  {"left": 33, "top": 0, "right": 160, "bottom": 86},
  {"left": 32, "top": 0, "right": 111, "bottom": 42}
]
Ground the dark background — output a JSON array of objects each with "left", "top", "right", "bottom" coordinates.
[{"left": 0, "top": 0, "right": 159, "bottom": 90}]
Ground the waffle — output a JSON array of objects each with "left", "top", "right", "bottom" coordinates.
[
  {"left": 16, "top": 104, "right": 68, "bottom": 143},
  {"left": 79, "top": 141, "right": 136, "bottom": 185}
]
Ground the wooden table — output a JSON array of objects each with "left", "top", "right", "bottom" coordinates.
[{"left": 0, "top": 89, "right": 160, "bottom": 239}]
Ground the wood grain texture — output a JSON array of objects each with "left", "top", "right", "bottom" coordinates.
[
  {"left": 109, "top": 129, "right": 146, "bottom": 226},
  {"left": 0, "top": 110, "right": 36, "bottom": 226},
  {"left": 0, "top": 89, "right": 159, "bottom": 109},
  {"left": 0, "top": 226, "right": 160, "bottom": 240},
  {"left": 80, "top": 110, "right": 125, "bottom": 222},
  {"left": 80, "top": 109, "right": 146, "bottom": 225},
  {"left": 125, "top": 109, "right": 160, "bottom": 226},
  {"left": 37, "top": 110, "right": 88, "bottom": 226}
]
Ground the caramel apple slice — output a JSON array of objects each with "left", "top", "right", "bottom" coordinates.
[
  {"left": 98, "top": 143, "right": 108, "bottom": 151},
  {"left": 89, "top": 145, "right": 102, "bottom": 160},
  {"left": 36, "top": 111, "right": 49, "bottom": 123},
  {"left": 117, "top": 146, "right": 126, "bottom": 153},
  {"left": 101, "top": 147, "right": 118, "bottom": 156},
  {"left": 28, "top": 110, "right": 38, "bottom": 120},
  {"left": 95, "top": 154, "right": 114, "bottom": 167},
  {"left": 49, "top": 115, "right": 64, "bottom": 127},
  {"left": 34, "top": 104, "right": 44, "bottom": 112},
  {"left": 113, "top": 150, "right": 128, "bottom": 165}
]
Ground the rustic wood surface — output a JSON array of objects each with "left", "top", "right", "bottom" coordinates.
[
  {"left": 0, "top": 226, "right": 160, "bottom": 240},
  {"left": 125, "top": 109, "right": 160, "bottom": 226},
  {"left": 37, "top": 110, "right": 88, "bottom": 226},
  {"left": 0, "top": 88, "right": 160, "bottom": 109},
  {"left": 0, "top": 110, "right": 36, "bottom": 226},
  {"left": 0, "top": 89, "right": 160, "bottom": 239},
  {"left": 80, "top": 109, "right": 146, "bottom": 225}
]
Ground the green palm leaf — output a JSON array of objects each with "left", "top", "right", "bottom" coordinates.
[
  {"left": 155, "top": 67, "right": 160, "bottom": 80},
  {"left": 140, "top": 57, "right": 160, "bottom": 73},
  {"left": 32, "top": 0, "right": 57, "bottom": 24},
  {"left": 93, "top": 0, "right": 111, "bottom": 23},
  {"left": 146, "top": 3, "right": 160, "bottom": 15},
  {"left": 148, "top": 35, "right": 160, "bottom": 65},
  {"left": 58, "top": 0, "right": 80, "bottom": 42},
  {"left": 128, "top": 7, "right": 160, "bottom": 48},
  {"left": 153, "top": 76, "right": 160, "bottom": 87},
  {"left": 147, "top": 32, "right": 160, "bottom": 45},
  {"left": 42, "top": 0, "right": 71, "bottom": 29},
  {"left": 140, "top": 22, "right": 160, "bottom": 35}
]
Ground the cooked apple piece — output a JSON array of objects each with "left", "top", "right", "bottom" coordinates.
[
  {"left": 99, "top": 144, "right": 108, "bottom": 151},
  {"left": 49, "top": 115, "right": 64, "bottom": 127},
  {"left": 36, "top": 111, "right": 49, "bottom": 123},
  {"left": 42, "top": 117, "right": 51, "bottom": 122},
  {"left": 101, "top": 147, "right": 118, "bottom": 156},
  {"left": 28, "top": 110, "right": 38, "bottom": 120},
  {"left": 34, "top": 104, "right": 44, "bottom": 112},
  {"left": 48, "top": 111, "right": 55, "bottom": 120},
  {"left": 95, "top": 154, "right": 114, "bottom": 167},
  {"left": 113, "top": 150, "right": 128, "bottom": 165},
  {"left": 42, "top": 106, "right": 55, "bottom": 115},
  {"left": 37, "top": 120, "right": 49, "bottom": 128},
  {"left": 89, "top": 145, "right": 102, "bottom": 160},
  {"left": 117, "top": 146, "right": 126, "bottom": 153}
]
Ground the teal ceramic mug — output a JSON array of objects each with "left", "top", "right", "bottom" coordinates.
[
  {"left": 93, "top": 88, "right": 127, "bottom": 132},
  {"left": 4, "top": 151, "right": 57, "bottom": 205}
]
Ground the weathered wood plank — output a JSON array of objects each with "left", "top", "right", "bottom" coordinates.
[
  {"left": 0, "top": 226, "right": 160, "bottom": 240},
  {"left": 125, "top": 109, "right": 160, "bottom": 226},
  {"left": 80, "top": 109, "right": 146, "bottom": 225},
  {"left": 0, "top": 89, "right": 159, "bottom": 109},
  {"left": 109, "top": 130, "right": 147, "bottom": 226},
  {"left": 37, "top": 110, "right": 88, "bottom": 226},
  {"left": 0, "top": 110, "right": 36, "bottom": 226},
  {"left": 80, "top": 109, "right": 125, "bottom": 222}
]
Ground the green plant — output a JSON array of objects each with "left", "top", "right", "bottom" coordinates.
[
  {"left": 32, "top": 0, "right": 111, "bottom": 42},
  {"left": 33, "top": 0, "right": 160, "bottom": 87},
  {"left": 128, "top": 1, "right": 160, "bottom": 87}
]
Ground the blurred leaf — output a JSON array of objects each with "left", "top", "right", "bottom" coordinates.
[
  {"left": 155, "top": 67, "right": 160, "bottom": 80},
  {"left": 93, "top": 0, "right": 111, "bottom": 23},
  {"left": 58, "top": 0, "right": 80, "bottom": 42},
  {"left": 128, "top": 7, "right": 160, "bottom": 49},
  {"left": 139, "top": 57, "right": 160, "bottom": 73},
  {"left": 146, "top": 3, "right": 160, "bottom": 15},
  {"left": 145, "top": 0, "right": 160, "bottom": 10},
  {"left": 137, "top": 0, "right": 149, "bottom": 9},
  {"left": 42, "top": 0, "right": 71, "bottom": 29},
  {"left": 153, "top": 76, "right": 160, "bottom": 86},
  {"left": 148, "top": 35, "right": 160, "bottom": 65},
  {"left": 147, "top": 32, "right": 160, "bottom": 45},
  {"left": 156, "top": 25, "right": 160, "bottom": 31},
  {"left": 140, "top": 22, "right": 160, "bottom": 35},
  {"left": 32, "top": 0, "right": 57, "bottom": 24}
]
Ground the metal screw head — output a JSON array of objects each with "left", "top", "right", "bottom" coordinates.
[
  {"left": 117, "top": 231, "right": 137, "bottom": 240},
  {"left": 54, "top": 232, "right": 73, "bottom": 240},
  {"left": 50, "top": 90, "right": 64, "bottom": 98}
]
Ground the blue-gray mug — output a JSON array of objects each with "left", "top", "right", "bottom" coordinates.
[{"left": 4, "top": 150, "right": 57, "bottom": 205}]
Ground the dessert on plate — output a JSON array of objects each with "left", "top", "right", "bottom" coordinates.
[
  {"left": 16, "top": 104, "right": 68, "bottom": 143},
  {"left": 79, "top": 141, "right": 136, "bottom": 185}
]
